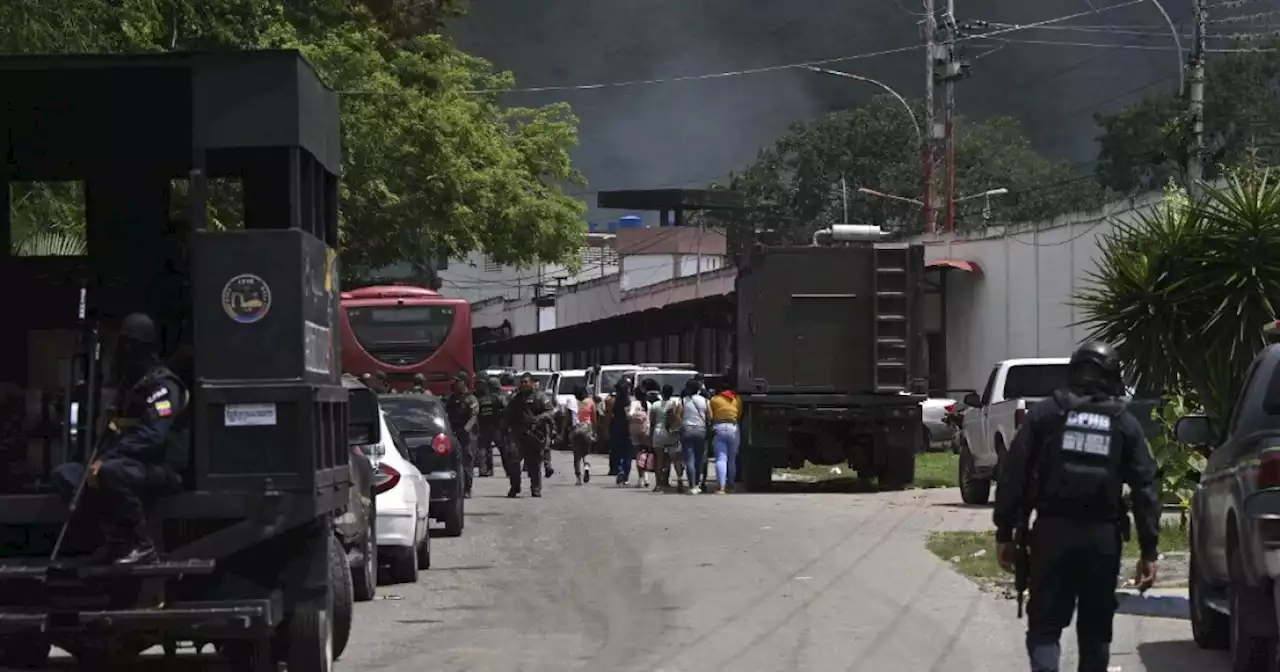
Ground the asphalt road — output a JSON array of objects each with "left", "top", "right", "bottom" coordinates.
[{"left": 338, "top": 453, "right": 1234, "bottom": 672}]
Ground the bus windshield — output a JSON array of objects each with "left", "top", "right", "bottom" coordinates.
[{"left": 346, "top": 305, "right": 456, "bottom": 363}]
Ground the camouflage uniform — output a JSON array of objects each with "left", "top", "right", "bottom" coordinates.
[
  {"left": 445, "top": 385, "right": 480, "bottom": 498},
  {"left": 474, "top": 378, "right": 505, "bottom": 477},
  {"left": 502, "top": 387, "right": 555, "bottom": 497}
]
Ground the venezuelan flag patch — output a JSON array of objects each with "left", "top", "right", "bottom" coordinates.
[{"left": 155, "top": 400, "right": 173, "bottom": 417}]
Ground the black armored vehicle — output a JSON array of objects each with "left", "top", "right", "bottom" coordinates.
[{"left": 0, "top": 51, "right": 354, "bottom": 669}]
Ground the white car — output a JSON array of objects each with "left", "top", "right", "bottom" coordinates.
[
  {"left": 550, "top": 369, "right": 589, "bottom": 409},
  {"left": 371, "top": 409, "right": 432, "bottom": 584}
]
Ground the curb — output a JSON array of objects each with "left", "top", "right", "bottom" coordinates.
[{"left": 1115, "top": 588, "right": 1189, "bottom": 620}]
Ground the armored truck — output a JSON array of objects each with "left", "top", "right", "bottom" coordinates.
[
  {"left": 0, "top": 50, "right": 353, "bottom": 669},
  {"left": 734, "top": 227, "right": 927, "bottom": 491}
]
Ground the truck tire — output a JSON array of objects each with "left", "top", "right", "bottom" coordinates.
[
  {"left": 329, "top": 534, "right": 354, "bottom": 661},
  {"left": 877, "top": 446, "right": 914, "bottom": 491},
  {"left": 286, "top": 602, "right": 335, "bottom": 672},
  {"left": 0, "top": 638, "right": 50, "bottom": 668},
  {"left": 742, "top": 445, "right": 773, "bottom": 492},
  {"left": 1189, "top": 532, "right": 1229, "bottom": 650},
  {"left": 958, "top": 441, "right": 991, "bottom": 505}
]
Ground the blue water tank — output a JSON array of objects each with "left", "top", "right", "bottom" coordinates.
[{"left": 619, "top": 214, "right": 643, "bottom": 228}]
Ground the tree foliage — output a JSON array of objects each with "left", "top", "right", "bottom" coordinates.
[
  {"left": 709, "top": 96, "right": 1102, "bottom": 244},
  {"left": 0, "top": 0, "right": 586, "bottom": 278},
  {"left": 1075, "top": 163, "right": 1280, "bottom": 421},
  {"left": 1094, "top": 43, "right": 1280, "bottom": 193}
]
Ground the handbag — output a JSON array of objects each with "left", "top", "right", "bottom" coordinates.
[{"left": 635, "top": 448, "right": 655, "bottom": 472}]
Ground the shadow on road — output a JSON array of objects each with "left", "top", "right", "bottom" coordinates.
[
  {"left": 1137, "top": 640, "right": 1229, "bottom": 671},
  {"left": 929, "top": 501, "right": 993, "bottom": 510}
]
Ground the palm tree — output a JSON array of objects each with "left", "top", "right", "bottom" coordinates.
[
  {"left": 12, "top": 232, "right": 87, "bottom": 257},
  {"left": 1075, "top": 166, "right": 1280, "bottom": 420}
]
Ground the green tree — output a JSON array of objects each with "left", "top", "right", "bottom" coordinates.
[
  {"left": 1094, "top": 44, "right": 1280, "bottom": 193},
  {"left": 0, "top": 1, "right": 586, "bottom": 277},
  {"left": 711, "top": 96, "right": 1101, "bottom": 244},
  {"left": 1074, "top": 164, "right": 1280, "bottom": 421}
]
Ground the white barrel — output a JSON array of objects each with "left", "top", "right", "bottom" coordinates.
[{"left": 829, "top": 224, "right": 885, "bottom": 241}]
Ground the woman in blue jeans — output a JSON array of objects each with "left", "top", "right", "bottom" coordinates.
[
  {"left": 708, "top": 381, "right": 743, "bottom": 494},
  {"left": 678, "top": 379, "right": 710, "bottom": 495}
]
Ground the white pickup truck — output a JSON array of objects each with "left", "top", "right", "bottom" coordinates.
[{"left": 957, "top": 357, "right": 1071, "bottom": 504}]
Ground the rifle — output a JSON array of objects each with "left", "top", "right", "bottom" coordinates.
[{"left": 1014, "top": 521, "right": 1031, "bottom": 618}]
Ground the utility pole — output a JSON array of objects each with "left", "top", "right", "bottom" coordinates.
[
  {"left": 922, "top": 0, "right": 938, "bottom": 234},
  {"left": 937, "top": 1, "right": 969, "bottom": 232},
  {"left": 1187, "top": 0, "right": 1206, "bottom": 197}
]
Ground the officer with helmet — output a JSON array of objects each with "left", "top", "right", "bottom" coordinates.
[{"left": 993, "top": 340, "right": 1160, "bottom": 672}]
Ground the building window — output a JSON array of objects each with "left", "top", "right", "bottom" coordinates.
[
  {"left": 483, "top": 255, "right": 503, "bottom": 273},
  {"left": 581, "top": 246, "right": 618, "bottom": 267}
]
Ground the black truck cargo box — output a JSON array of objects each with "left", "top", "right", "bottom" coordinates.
[{"left": 734, "top": 243, "right": 925, "bottom": 396}]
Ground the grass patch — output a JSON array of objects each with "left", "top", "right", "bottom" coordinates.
[
  {"left": 926, "top": 520, "right": 1191, "bottom": 583},
  {"left": 775, "top": 452, "right": 959, "bottom": 490}
]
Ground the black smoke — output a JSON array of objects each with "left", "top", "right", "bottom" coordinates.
[{"left": 451, "top": 0, "right": 1194, "bottom": 222}]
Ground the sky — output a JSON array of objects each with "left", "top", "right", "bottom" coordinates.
[{"left": 450, "top": 0, "right": 1205, "bottom": 223}]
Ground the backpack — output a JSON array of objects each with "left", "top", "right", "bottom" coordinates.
[
  {"left": 628, "top": 401, "right": 649, "bottom": 439},
  {"left": 665, "top": 398, "right": 682, "bottom": 433}
]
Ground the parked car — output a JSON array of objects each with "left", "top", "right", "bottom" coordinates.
[
  {"left": 338, "top": 375, "right": 381, "bottom": 602},
  {"left": 371, "top": 409, "right": 431, "bottom": 584},
  {"left": 1178, "top": 343, "right": 1280, "bottom": 671},
  {"left": 379, "top": 393, "right": 467, "bottom": 537},
  {"left": 586, "top": 364, "right": 643, "bottom": 453},
  {"left": 920, "top": 396, "right": 958, "bottom": 450},
  {"left": 958, "top": 358, "right": 1071, "bottom": 504},
  {"left": 549, "top": 369, "right": 589, "bottom": 449},
  {"left": 623, "top": 364, "right": 699, "bottom": 398}
]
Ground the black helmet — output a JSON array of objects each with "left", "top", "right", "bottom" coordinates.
[
  {"left": 453, "top": 371, "right": 470, "bottom": 384},
  {"left": 1069, "top": 340, "right": 1122, "bottom": 395}
]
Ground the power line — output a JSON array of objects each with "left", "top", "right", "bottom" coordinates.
[
  {"left": 423, "top": 0, "right": 1143, "bottom": 96},
  {"left": 987, "top": 36, "right": 1276, "bottom": 51}
]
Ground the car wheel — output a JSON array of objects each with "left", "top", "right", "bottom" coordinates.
[
  {"left": 352, "top": 525, "right": 377, "bottom": 602},
  {"left": 1229, "top": 547, "right": 1276, "bottom": 672},
  {"left": 383, "top": 544, "right": 419, "bottom": 585},
  {"left": 417, "top": 529, "right": 432, "bottom": 570},
  {"left": 444, "top": 493, "right": 464, "bottom": 537},
  {"left": 1190, "top": 527, "right": 1229, "bottom": 650},
  {"left": 958, "top": 440, "right": 991, "bottom": 505}
]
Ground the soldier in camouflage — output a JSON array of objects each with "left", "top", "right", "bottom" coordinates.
[
  {"left": 445, "top": 371, "right": 480, "bottom": 498},
  {"left": 474, "top": 377, "right": 505, "bottom": 477},
  {"left": 411, "top": 373, "right": 427, "bottom": 394},
  {"left": 502, "top": 371, "right": 556, "bottom": 498}
]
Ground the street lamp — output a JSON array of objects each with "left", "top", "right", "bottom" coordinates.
[
  {"left": 954, "top": 187, "right": 1008, "bottom": 202},
  {"left": 800, "top": 66, "right": 922, "bottom": 146}
]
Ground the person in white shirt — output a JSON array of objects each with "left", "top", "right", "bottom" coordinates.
[{"left": 679, "top": 379, "right": 711, "bottom": 494}]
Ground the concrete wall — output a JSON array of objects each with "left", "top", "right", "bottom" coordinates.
[{"left": 915, "top": 191, "right": 1164, "bottom": 392}]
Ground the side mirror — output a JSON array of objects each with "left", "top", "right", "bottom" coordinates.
[
  {"left": 962, "top": 392, "right": 982, "bottom": 408},
  {"left": 1175, "top": 415, "right": 1214, "bottom": 446},
  {"left": 348, "top": 421, "right": 382, "bottom": 448}
]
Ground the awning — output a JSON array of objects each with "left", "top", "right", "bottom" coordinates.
[{"left": 926, "top": 259, "right": 983, "bottom": 276}]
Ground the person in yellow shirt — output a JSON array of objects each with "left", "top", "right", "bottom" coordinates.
[{"left": 708, "top": 381, "right": 742, "bottom": 494}]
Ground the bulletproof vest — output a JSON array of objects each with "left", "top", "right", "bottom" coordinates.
[
  {"left": 446, "top": 395, "right": 472, "bottom": 431},
  {"left": 477, "top": 393, "right": 500, "bottom": 421},
  {"left": 114, "top": 365, "right": 186, "bottom": 425},
  {"left": 1037, "top": 393, "right": 1126, "bottom": 522}
]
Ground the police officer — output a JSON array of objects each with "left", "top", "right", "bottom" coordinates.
[
  {"left": 474, "top": 377, "right": 505, "bottom": 477},
  {"left": 411, "top": 373, "right": 427, "bottom": 394},
  {"left": 502, "top": 372, "right": 555, "bottom": 498},
  {"left": 52, "top": 313, "right": 187, "bottom": 565},
  {"left": 993, "top": 340, "right": 1160, "bottom": 672},
  {"left": 445, "top": 371, "right": 479, "bottom": 498}
]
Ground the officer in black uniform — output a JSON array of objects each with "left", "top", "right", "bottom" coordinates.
[
  {"left": 474, "top": 377, "right": 504, "bottom": 477},
  {"left": 52, "top": 313, "right": 187, "bottom": 564},
  {"left": 444, "top": 371, "right": 479, "bottom": 498},
  {"left": 502, "top": 372, "right": 555, "bottom": 498},
  {"left": 993, "top": 340, "right": 1160, "bottom": 672}
]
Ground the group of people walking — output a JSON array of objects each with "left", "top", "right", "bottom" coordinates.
[
  {"left": 595, "top": 375, "right": 743, "bottom": 494},
  {"left": 444, "top": 372, "right": 556, "bottom": 499}
]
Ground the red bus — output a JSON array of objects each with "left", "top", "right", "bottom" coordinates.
[{"left": 339, "top": 285, "right": 474, "bottom": 394}]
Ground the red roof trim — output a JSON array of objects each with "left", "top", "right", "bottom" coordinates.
[{"left": 926, "top": 259, "right": 982, "bottom": 276}]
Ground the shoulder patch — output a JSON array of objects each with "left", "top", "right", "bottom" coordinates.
[
  {"left": 146, "top": 386, "right": 170, "bottom": 404},
  {"left": 154, "top": 399, "right": 174, "bottom": 417}
]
